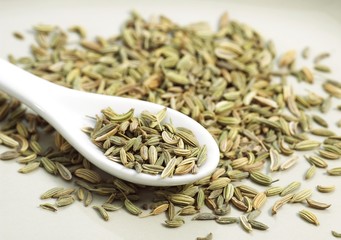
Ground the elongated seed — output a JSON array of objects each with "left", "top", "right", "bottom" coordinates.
[
  {"left": 148, "top": 203, "right": 169, "bottom": 216},
  {"left": 124, "top": 198, "right": 142, "bottom": 216},
  {"left": 93, "top": 206, "right": 109, "bottom": 221},
  {"left": 56, "top": 195, "right": 75, "bottom": 207},
  {"left": 239, "top": 215, "right": 252, "bottom": 232},
  {"left": 192, "top": 213, "right": 217, "bottom": 221},
  {"left": 169, "top": 194, "right": 195, "bottom": 206},
  {"left": 53, "top": 188, "right": 75, "bottom": 198},
  {"left": 55, "top": 162, "right": 72, "bottom": 180},
  {"left": 332, "top": 231, "right": 341, "bottom": 238},
  {"left": 290, "top": 189, "right": 312, "bottom": 203},
  {"left": 280, "top": 155, "right": 298, "bottom": 171},
  {"left": 269, "top": 148, "right": 280, "bottom": 171},
  {"left": 280, "top": 181, "right": 301, "bottom": 196},
  {"left": 316, "top": 185, "right": 335, "bottom": 193},
  {"left": 41, "top": 157, "right": 57, "bottom": 174},
  {"left": 305, "top": 165, "right": 316, "bottom": 180},
  {"left": 327, "top": 167, "right": 341, "bottom": 176},
  {"left": 18, "top": 161, "right": 40, "bottom": 173},
  {"left": 39, "top": 203, "right": 58, "bottom": 212},
  {"left": 306, "top": 198, "right": 331, "bottom": 210},
  {"left": 311, "top": 128, "right": 335, "bottom": 137},
  {"left": 272, "top": 193, "right": 294, "bottom": 215},
  {"left": 0, "top": 132, "right": 19, "bottom": 148},
  {"left": 0, "top": 150, "right": 20, "bottom": 160},
  {"left": 248, "top": 219, "right": 269, "bottom": 231},
  {"left": 164, "top": 218, "right": 185, "bottom": 228},
  {"left": 312, "top": 115, "right": 328, "bottom": 128},
  {"left": 252, "top": 192, "right": 267, "bottom": 209},
  {"left": 17, "top": 153, "right": 37, "bottom": 163},
  {"left": 247, "top": 209, "right": 261, "bottom": 221},
  {"left": 294, "top": 140, "right": 321, "bottom": 151},
  {"left": 265, "top": 186, "right": 284, "bottom": 197},
  {"left": 84, "top": 190, "right": 93, "bottom": 207},
  {"left": 299, "top": 209, "right": 319, "bottom": 225},
  {"left": 40, "top": 187, "right": 64, "bottom": 199},
  {"left": 215, "top": 216, "right": 238, "bottom": 224},
  {"left": 250, "top": 171, "right": 273, "bottom": 186},
  {"left": 74, "top": 168, "right": 102, "bottom": 183}
]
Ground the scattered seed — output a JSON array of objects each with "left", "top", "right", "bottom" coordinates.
[
  {"left": 272, "top": 193, "right": 294, "bottom": 215},
  {"left": 316, "top": 185, "right": 335, "bottom": 193},
  {"left": 305, "top": 165, "right": 317, "bottom": 180},
  {"left": 250, "top": 171, "right": 273, "bottom": 186},
  {"left": 93, "top": 205, "right": 109, "bottom": 221},
  {"left": 39, "top": 203, "right": 58, "bottom": 212},
  {"left": 74, "top": 168, "right": 102, "bottom": 183},
  {"left": 56, "top": 195, "right": 75, "bottom": 207},
  {"left": 290, "top": 189, "right": 312, "bottom": 203},
  {"left": 215, "top": 216, "right": 238, "bottom": 224},
  {"left": 298, "top": 209, "right": 319, "bottom": 225},
  {"left": 18, "top": 161, "right": 40, "bottom": 173},
  {"left": 332, "top": 231, "right": 341, "bottom": 238},
  {"left": 239, "top": 215, "right": 252, "bottom": 232},
  {"left": 0, "top": 150, "right": 20, "bottom": 160},
  {"left": 280, "top": 181, "right": 301, "bottom": 196},
  {"left": 327, "top": 167, "right": 341, "bottom": 176},
  {"left": 248, "top": 219, "right": 269, "bottom": 231},
  {"left": 314, "top": 64, "right": 331, "bottom": 73},
  {"left": 306, "top": 198, "right": 331, "bottom": 210},
  {"left": 280, "top": 155, "right": 298, "bottom": 171},
  {"left": 192, "top": 213, "right": 217, "bottom": 221},
  {"left": 124, "top": 198, "right": 142, "bottom": 216}
]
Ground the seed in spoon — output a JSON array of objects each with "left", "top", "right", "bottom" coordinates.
[{"left": 84, "top": 107, "right": 206, "bottom": 178}]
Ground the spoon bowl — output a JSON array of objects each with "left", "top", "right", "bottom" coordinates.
[{"left": 0, "top": 59, "right": 219, "bottom": 186}]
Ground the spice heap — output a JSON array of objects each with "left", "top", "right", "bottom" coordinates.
[
  {"left": 1, "top": 11, "right": 341, "bottom": 236},
  {"left": 83, "top": 107, "right": 207, "bottom": 177}
]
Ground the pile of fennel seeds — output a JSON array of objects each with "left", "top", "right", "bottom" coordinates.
[
  {"left": 83, "top": 107, "right": 207, "bottom": 177},
  {"left": 1, "top": 11, "right": 341, "bottom": 236}
]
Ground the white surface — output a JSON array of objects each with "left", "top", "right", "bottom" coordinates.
[
  {"left": 0, "top": 59, "right": 219, "bottom": 186},
  {"left": 1, "top": 0, "right": 341, "bottom": 239}
]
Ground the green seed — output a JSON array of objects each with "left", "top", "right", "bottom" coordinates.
[
  {"left": 93, "top": 205, "right": 109, "bottom": 221},
  {"left": 332, "top": 231, "right": 341, "bottom": 238},
  {"left": 298, "top": 209, "right": 319, "bottom": 225},
  {"left": 248, "top": 219, "right": 269, "bottom": 231},
  {"left": 239, "top": 215, "right": 252, "bottom": 232},
  {"left": 250, "top": 171, "right": 273, "bottom": 186},
  {"left": 56, "top": 195, "right": 75, "bottom": 207},
  {"left": 124, "top": 198, "right": 142, "bottom": 216},
  {"left": 18, "top": 161, "right": 40, "bottom": 173},
  {"left": 280, "top": 181, "right": 301, "bottom": 196},
  {"left": 0, "top": 150, "right": 20, "bottom": 160},
  {"left": 314, "top": 64, "right": 331, "bottom": 73},
  {"left": 39, "top": 203, "right": 58, "bottom": 212},
  {"left": 294, "top": 140, "right": 320, "bottom": 151},
  {"left": 305, "top": 165, "right": 316, "bottom": 180},
  {"left": 215, "top": 216, "right": 238, "bottom": 224},
  {"left": 316, "top": 185, "right": 335, "bottom": 193}
]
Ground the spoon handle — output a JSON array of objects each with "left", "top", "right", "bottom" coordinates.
[{"left": 0, "top": 58, "right": 61, "bottom": 113}]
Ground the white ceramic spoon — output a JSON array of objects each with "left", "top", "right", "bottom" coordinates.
[{"left": 0, "top": 59, "right": 219, "bottom": 186}]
